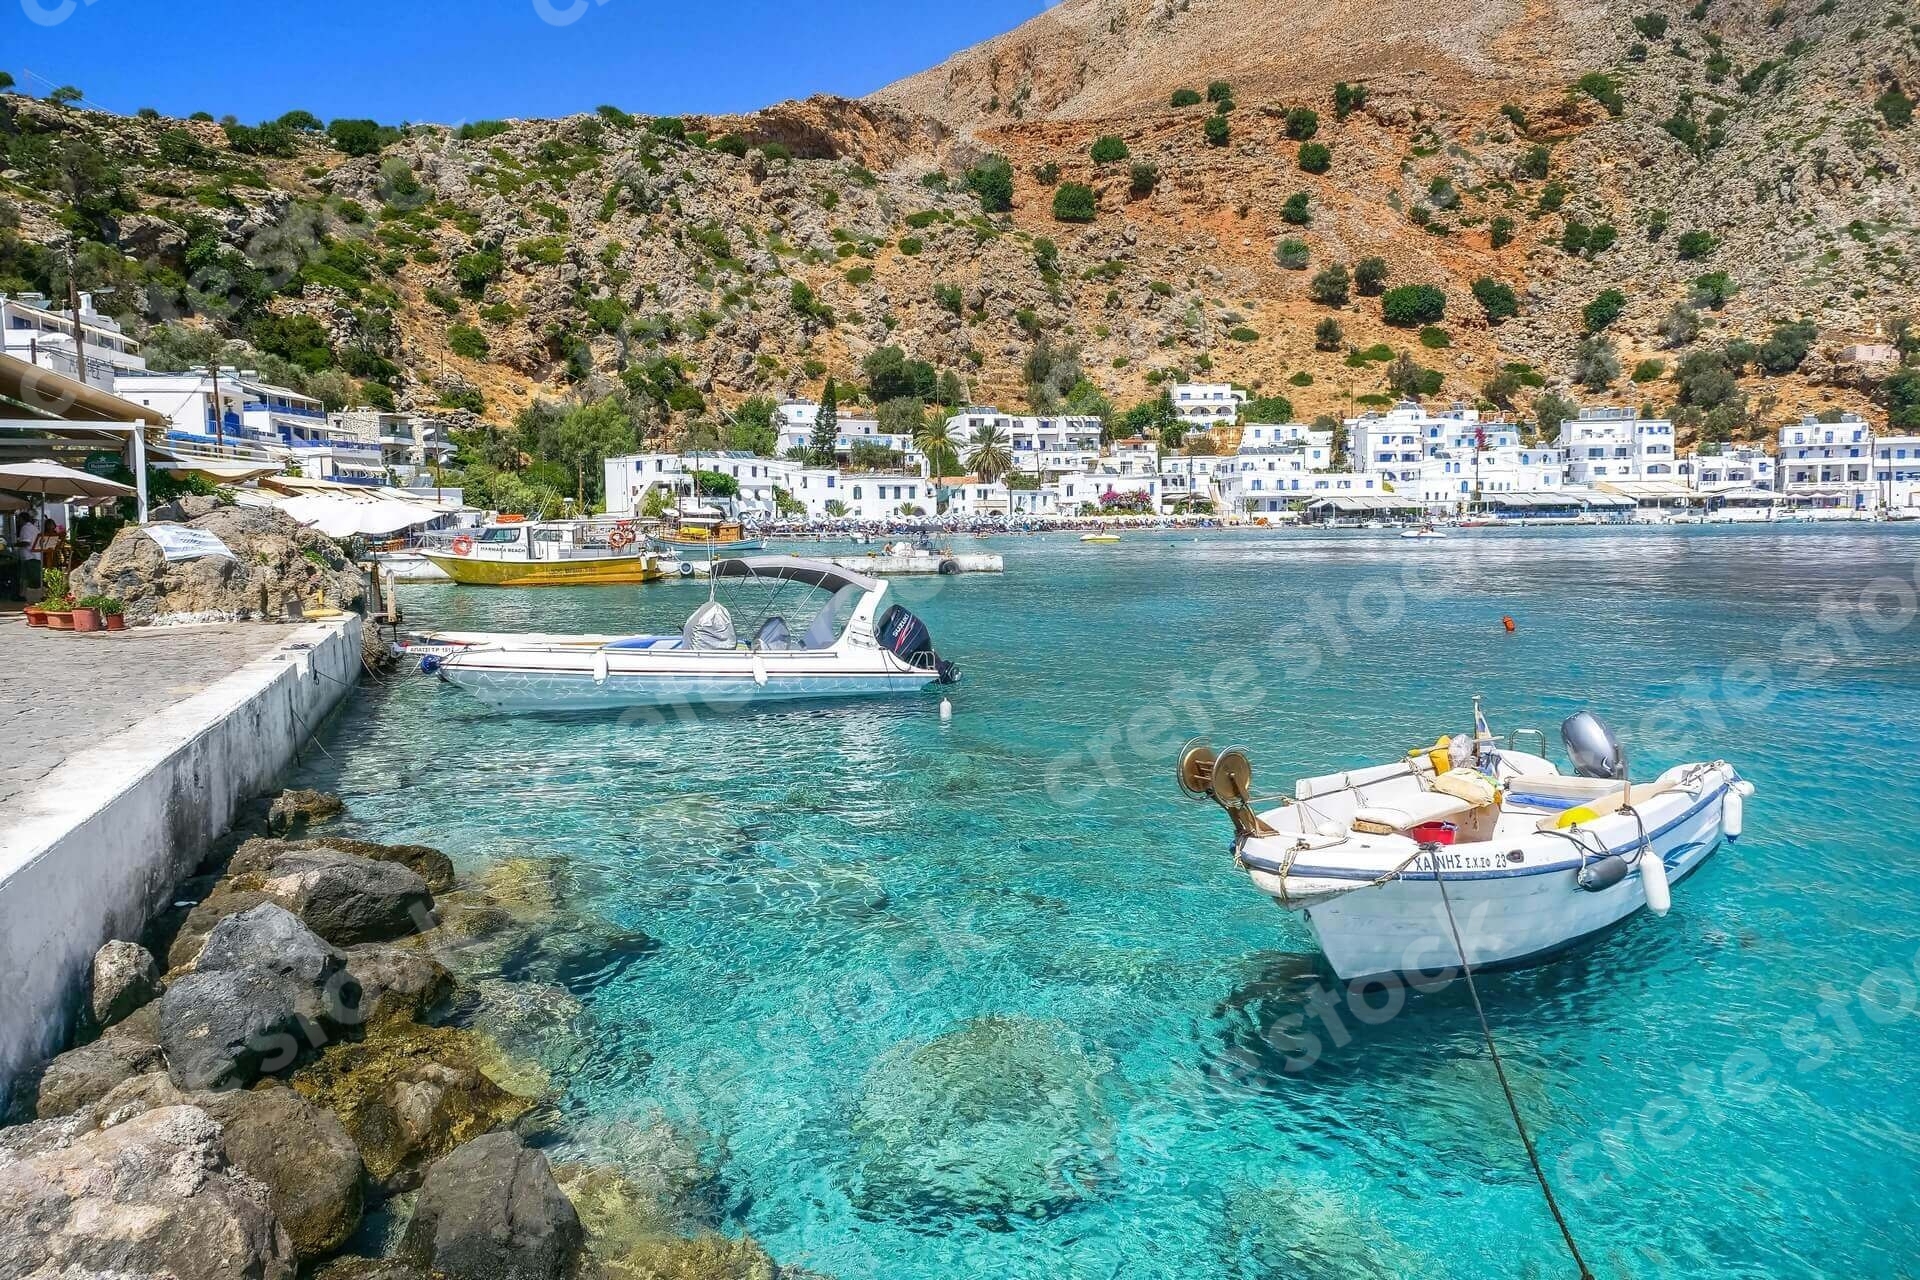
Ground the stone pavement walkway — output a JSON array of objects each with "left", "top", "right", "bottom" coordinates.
[{"left": 0, "top": 617, "right": 303, "bottom": 807}]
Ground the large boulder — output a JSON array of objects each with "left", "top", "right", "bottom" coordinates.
[
  {"left": 85, "top": 1073, "right": 366, "bottom": 1260},
  {"left": 0, "top": 1104, "right": 296, "bottom": 1280},
  {"left": 398, "top": 1132, "right": 583, "bottom": 1280},
  {"left": 166, "top": 886, "right": 278, "bottom": 970},
  {"left": 345, "top": 942, "right": 454, "bottom": 1027},
  {"left": 69, "top": 502, "right": 364, "bottom": 625},
  {"left": 847, "top": 1015, "right": 1115, "bottom": 1223},
  {"left": 233, "top": 834, "right": 457, "bottom": 893},
  {"left": 290, "top": 1024, "right": 533, "bottom": 1190},
  {"left": 159, "top": 905, "right": 357, "bottom": 1089},
  {"left": 88, "top": 939, "right": 161, "bottom": 1033},
  {"left": 256, "top": 849, "right": 435, "bottom": 946},
  {"left": 4, "top": 1005, "right": 166, "bottom": 1121},
  {"left": 267, "top": 788, "right": 347, "bottom": 835}
]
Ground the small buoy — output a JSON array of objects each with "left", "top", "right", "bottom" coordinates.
[
  {"left": 1503, "top": 616, "right": 1517, "bottom": 633},
  {"left": 1640, "top": 848, "right": 1672, "bottom": 916},
  {"left": 939, "top": 698, "right": 953, "bottom": 721}
]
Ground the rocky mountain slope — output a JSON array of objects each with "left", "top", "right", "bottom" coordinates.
[{"left": 1, "top": 0, "right": 1915, "bottom": 450}]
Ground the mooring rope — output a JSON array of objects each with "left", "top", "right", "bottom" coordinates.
[{"left": 1430, "top": 862, "right": 1595, "bottom": 1279}]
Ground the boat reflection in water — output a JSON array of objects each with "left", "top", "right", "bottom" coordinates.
[{"left": 415, "top": 555, "right": 960, "bottom": 714}]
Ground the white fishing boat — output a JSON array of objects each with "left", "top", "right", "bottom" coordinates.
[
  {"left": 423, "top": 556, "right": 959, "bottom": 713},
  {"left": 1177, "top": 704, "right": 1753, "bottom": 981}
]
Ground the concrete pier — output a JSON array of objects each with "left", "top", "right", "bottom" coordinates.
[{"left": 0, "top": 616, "right": 362, "bottom": 1100}]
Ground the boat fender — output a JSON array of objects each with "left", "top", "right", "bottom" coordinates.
[
  {"left": 678, "top": 561, "right": 696, "bottom": 578},
  {"left": 1723, "top": 787, "right": 1744, "bottom": 840},
  {"left": 1576, "top": 854, "right": 1630, "bottom": 892},
  {"left": 418, "top": 654, "right": 442, "bottom": 676},
  {"left": 1640, "top": 848, "right": 1672, "bottom": 916},
  {"left": 592, "top": 651, "right": 610, "bottom": 685},
  {"left": 751, "top": 654, "right": 768, "bottom": 687},
  {"left": 938, "top": 558, "right": 960, "bottom": 575}
]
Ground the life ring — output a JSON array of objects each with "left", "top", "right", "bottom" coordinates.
[
  {"left": 451, "top": 536, "right": 474, "bottom": 556},
  {"left": 677, "top": 561, "right": 696, "bottom": 578},
  {"left": 608, "top": 528, "right": 635, "bottom": 550}
]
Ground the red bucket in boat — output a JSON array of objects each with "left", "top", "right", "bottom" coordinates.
[{"left": 1409, "top": 821, "right": 1458, "bottom": 845}]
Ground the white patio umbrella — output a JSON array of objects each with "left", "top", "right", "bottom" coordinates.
[
  {"left": 277, "top": 493, "right": 441, "bottom": 539},
  {"left": 0, "top": 459, "right": 137, "bottom": 503},
  {"left": 0, "top": 493, "right": 28, "bottom": 513}
]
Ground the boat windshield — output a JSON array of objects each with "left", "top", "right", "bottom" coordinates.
[
  {"left": 477, "top": 528, "right": 522, "bottom": 544},
  {"left": 707, "top": 557, "right": 879, "bottom": 650}
]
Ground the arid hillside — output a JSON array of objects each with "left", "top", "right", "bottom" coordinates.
[{"left": 1, "top": 0, "right": 1915, "bottom": 448}]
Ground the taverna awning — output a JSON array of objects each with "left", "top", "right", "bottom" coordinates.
[
  {"left": 1599, "top": 480, "right": 1696, "bottom": 503},
  {"left": 0, "top": 353, "right": 166, "bottom": 521},
  {"left": 1303, "top": 494, "right": 1424, "bottom": 513}
]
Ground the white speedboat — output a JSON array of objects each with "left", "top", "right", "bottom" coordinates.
[
  {"left": 425, "top": 556, "right": 959, "bottom": 713},
  {"left": 1178, "top": 705, "right": 1752, "bottom": 981},
  {"left": 1400, "top": 524, "right": 1447, "bottom": 540}
]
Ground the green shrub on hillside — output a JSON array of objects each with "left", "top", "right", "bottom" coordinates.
[
  {"left": 1052, "top": 182, "right": 1097, "bottom": 222},
  {"left": 1297, "top": 142, "right": 1331, "bottom": 173},
  {"left": 1171, "top": 88, "right": 1203, "bottom": 107},
  {"left": 1091, "top": 135, "right": 1130, "bottom": 163},
  {"left": 1381, "top": 283, "right": 1446, "bottom": 326}
]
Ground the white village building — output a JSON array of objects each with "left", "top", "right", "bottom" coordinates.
[
  {"left": 2, "top": 291, "right": 146, "bottom": 391},
  {"left": 1170, "top": 382, "right": 1247, "bottom": 428}
]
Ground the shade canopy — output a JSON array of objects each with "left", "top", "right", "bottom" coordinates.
[
  {"left": 0, "top": 459, "right": 138, "bottom": 501},
  {"left": 711, "top": 555, "right": 881, "bottom": 596},
  {"left": 277, "top": 492, "right": 444, "bottom": 538}
]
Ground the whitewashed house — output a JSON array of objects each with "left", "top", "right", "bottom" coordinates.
[
  {"left": 1171, "top": 383, "right": 1247, "bottom": 428},
  {"left": 1557, "top": 406, "right": 1679, "bottom": 485},
  {"left": 2, "top": 291, "right": 146, "bottom": 391},
  {"left": 116, "top": 368, "right": 382, "bottom": 481}
]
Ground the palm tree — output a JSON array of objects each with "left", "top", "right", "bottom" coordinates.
[
  {"left": 914, "top": 416, "right": 960, "bottom": 512},
  {"left": 965, "top": 422, "right": 1012, "bottom": 485}
]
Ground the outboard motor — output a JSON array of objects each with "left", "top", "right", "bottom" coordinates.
[
  {"left": 1561, "top": 711, "right": 1627, "bottom": 780},
  {"left": 877, "top": 604, "right": 960, "bottom": 684}
]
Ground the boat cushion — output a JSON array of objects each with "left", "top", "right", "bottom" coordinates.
[
  {"left": 1432, "top": 768, "right": 1499, "bottom": 807},
  {"left": 604, "top": 636, "right": 680, "bottom": 650},
  {"left": 1351, "top": 791, "right": 1474, "bottom": 835}
]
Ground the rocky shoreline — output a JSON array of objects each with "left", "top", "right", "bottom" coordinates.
[{"left": 0, "top": 789, "right": 799, "bottom": 1280}]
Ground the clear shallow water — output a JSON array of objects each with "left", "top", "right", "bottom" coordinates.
[{"left": 297, "top": 527, "right": 1920, "bottom": 1279}]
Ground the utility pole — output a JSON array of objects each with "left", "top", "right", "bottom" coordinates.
[
  {"left": 64, "top": 243, "right": 85, "bottom": 382},
  {"left": 208, "top": 362, "right": 224, "bottom": 452}
]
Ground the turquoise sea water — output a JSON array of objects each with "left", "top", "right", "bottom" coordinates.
[{"left": 297, "top": 527, "right": 1920, "bottom": 1279}]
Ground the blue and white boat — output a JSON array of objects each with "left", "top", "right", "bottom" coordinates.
[
  {"left": 425, "top": 556, "right": 959, "bottom": 714},
  {"left": 1179, "top": 707, "right": 1753, "bottom": 980}
]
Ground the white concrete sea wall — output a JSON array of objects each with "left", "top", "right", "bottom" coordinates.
[{"left": 0, "top": 617, "right": 362, "bottom": 1101}]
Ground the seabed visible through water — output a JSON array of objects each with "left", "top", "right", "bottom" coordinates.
[{"left": 297, "top": 525, "right": 1920, "bottom": 1279}]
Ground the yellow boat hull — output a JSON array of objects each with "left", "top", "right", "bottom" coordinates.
[{"left": 421, "top": 553, "right": 666, "bottom": 587}]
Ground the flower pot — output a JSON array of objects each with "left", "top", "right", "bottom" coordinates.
[
  {"left": 45, "top": 612, "right": 74, "bottom": 631},
  {"left": 23, "top": 607, "right": 48, "bottom": 628},
  {"left": 71, "top": 608, "right": 101, "bottom": 633},
  {"left": 104, "top": 613, "right": 127, "bottom": 632}
]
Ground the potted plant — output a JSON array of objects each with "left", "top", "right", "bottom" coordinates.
[
  {"left": 96, "top": 596, "right": 127, "bottom": 631},
  {"left": 72, "top": 594, "right": 116, "bottom": 633},
  {"left": 41, "top": 595, "right": 76, "bottom": 630}
]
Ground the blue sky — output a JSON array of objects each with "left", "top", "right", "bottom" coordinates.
[{"left": 3, "top": 0, "right": 1045, "bottom": 123}]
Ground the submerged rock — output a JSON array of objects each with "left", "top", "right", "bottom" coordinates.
[
  {"left": 290, "top": 1024, "right": 534, "bottom": 1190},
  {"left": 398, "top": 1132, "right": 583, "bottom": 1280},
  {"left": 600, "top": 1231, "right": 779, "bottom": 1280},
  {"left": 0, "top": 1104, "right": 296, "bottom": 1280},
  {"left": 87, "top": 938, "right": 161, "bottom": 1034},
  {"left": 848, "top": 1015, "right": 1115, "bottom": 1223},
  {"left": 346, "top": 942, "right": 455, "bottom": 1026},
  {"left": 269, "top": 787, "right": 347, "bottom": 835}
]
